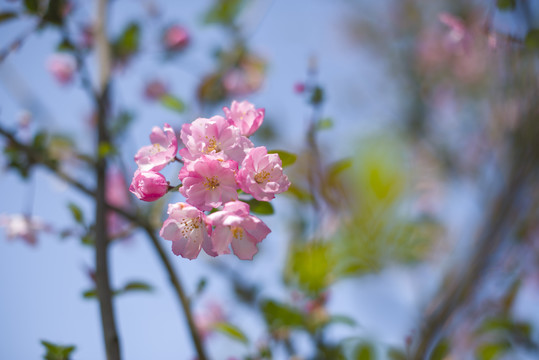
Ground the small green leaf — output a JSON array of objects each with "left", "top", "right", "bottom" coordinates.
[
  {"left": 113, "top": 22, "right": 140, "bottom": 60},
  {"left": 204, "top": 0, "right": 244, "bottom": 25},
  {"left": 310, "top": 86, "right": 324, "bottom": 105},
  {"left": 0, "top": 12, "right": 18, "bottom": 23},
  {"left": 525, "top": 29, "right": 539, "bottom": 49},
  {"left": 57, "top": 38, "right": 75, "bottom": 52},
  {"left": 285, "top": 184, "right": 313, "bottom": 203},
  {"left": 354, "top": 343, "right": 375, "bottom": 360},
  {"left": 429, "top": 338, "right": 449, "bottom": 360},
  {"left": 82, "top": 289, "right": 97, "bottom": 298},
  {"left": 24, "top": 0, "right": 40, "bottom": 14},
  {"left": 244, "top": 199, "right": 274, "bottom": 215},
  {"left": 41, "top": 340, "right": 76, "bottom": 360},
  {"left": 476, "top": 341, "right": 511, "bottom": 360},
  {"left": 317, "top": 117, "right": 333, "bottom": 130},
  {"left": 267, "top": 150, "right": 297, "bottom": 167},
  {"left": 260, "top": 300, "right": 305, "bottom": 330},
  {"left": 213, "top": 322, "right": 249, "bottom": 344},
  {"left": 195, "top": 278, "right": 207, "bottom": 296},
  {"left": 98, "top": 142, "right": 115, "bottom": 159},
  {"left": 67, "top": 203, "right": 84, "bottom": 224},
  {"left": 122, "top": 281, "right": 153, "bottom": 293},
  {"left": 160, "top": 94, "right": 185, "bottom": 113},
  {"left": 33, "top": 131, "right": 48, "bottom": 151},
  {"left": 496, "top": 0, "right": 516, "bottom": 10}
]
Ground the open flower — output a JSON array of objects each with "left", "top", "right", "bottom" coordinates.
[
  {"left": 0, "top": 213, "right": 51, "bottom": 246},
  {"left": 223, "top": 100, "right": 265, "bottom": 137},
  {"left": 206, "top": 201, "right": 271, "bottom": 260},
  {"left": 179, "top": 156, "right": 238, "bottom": 211},
  {"left": 160, "top": 203, "right": 215, "bottom": 259},
  {"left": 179, "top": 115, "right": 252, "bottom": 163},
  {"left": 129, "top": 169, "right": 168, "bottom": 202},
  {"left": 134, "top": 123, "right": 178, "bottom": 171},
  {"left": 237, "top": 146, "right": 290, "bottom": 201}
]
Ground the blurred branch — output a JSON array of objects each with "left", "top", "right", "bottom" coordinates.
[
  {"left": 411, "top": 103, "right": 539, "bottom": 359},
  {"left": 0, "top": 124, "right": 208, "bottom": 360},
  {"left": 93, "top": 0, "right": 121, "bottom": 359},
  {"left": 0, "top": 20, "right": 42, "bottom": 63}
]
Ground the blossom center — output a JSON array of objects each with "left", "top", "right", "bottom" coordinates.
[
  {"left": 205, "top": 136, "right": 221, "bottom": 153},
  {"left": 254, "top": 170, "right": 271, "bottom": 184},
  {"left": 180, "top": 217, "right": 202, "bottom": 240},
  {"left": 150, "top": 143, "right": 165, "bottom": 154},
  {"left": 204, "top": 176, "right": 220, "bottom": 190},
  {"left": 231, "top": 226, "right": 244, "bottom": 240}
]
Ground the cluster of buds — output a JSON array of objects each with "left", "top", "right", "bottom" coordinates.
[{"left": 129, "top": 101, "right": 290, "bottom": 260}]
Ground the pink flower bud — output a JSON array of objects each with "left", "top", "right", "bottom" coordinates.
[
  {"left": 46, "top": 53, "right": 76, "bottom": 85},
  {"left": 144, "top": 79, "right": 168, "bottom": 100},
  {"left": 129, "top": 169, "right": 168, "bottom": 202},
  {"left": 163, "top": 25, "right": 190, "bottom": 52}
]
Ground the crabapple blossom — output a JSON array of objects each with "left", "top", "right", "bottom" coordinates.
[
  {"left": 223, "top": 100, "right": 265, "bottom": 137},
  {"left": 0, "top": 213, "right": 51, "bottom": 246},
  {"left": 160, "top": 203, "right": 215, "bottom": 260},
  {"left": 194, "top": 303, "right": 226, "bottom": 340},
  {"left": 237, "top": 146, "right": 290, "bottom": 201},
  {"left": 179, "top": 155, "right": 238, "bottom": 211},
  {"left": 178, "top": 115, "right": 252, "bottom": 163},
  {"left": 46, "top": 53, "right": 76, "bottom": 84},
  {"left": 206, "top": 201, "right": 271, "bottom": 260},
  {"left": 129, "top": 169, "right": 168, "bottom": 202},
  {"left": 134, "top": 123, "right": 178, "bottom": 171},
  {"left": 144, "top": 79, "right": 168, "bottom": 100},
  {"left": 163, "top": 24, "right": 189, "bottom": 52}
]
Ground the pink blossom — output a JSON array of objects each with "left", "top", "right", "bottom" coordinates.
[
  {"left": 294, "top": 82, "right": 306, "bottom": 93},
  {"left": 134, "top": 123, "right": 178, "bottom": 171},
  {"left": 206, "top": 201, "right": 271, "bottom": 260},
  {"left": 178, "top": 115, "right": 253, "bottom": 163},
  {"left": 223, "top": 100, "right": 265, "bottom": 137},
  {"left": 129, "top": 169, "right": 168, "bottom": 202},
  {"left": 222, "top": 54, "right": 265, "bottom": 96},
  {"left": 179, "top": 156, "right": 239, "bottom": 211},
  {"left": 106, "top": 168, "right": 131, "bottom": 237},
  {"left": 163, "top": 25, "right": 190, "bottom": 52},
  {"left": 144, "top": 79, "right": 168, "bottom": 100},
  {"left": 0, "top": 213, "right": 51, "bottom": 246},
  {"left": 194, "top": 303, "right": 226, "bottom": 339},
  {"left": 438, "top": 12, "right": 471, "bottom": 53},
  {"left": 46, "top": 53, "right": 76, "bottom": 85},
  {"left": 160, "top": 203, "right": 215, "bottom": 259},
  {"left": 237, "top": 147, "right": 290, "bottom": 201}
]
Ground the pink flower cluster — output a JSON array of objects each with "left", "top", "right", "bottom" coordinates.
[{"left": 130, "top": 101, "right": 290, "bottom": 260}]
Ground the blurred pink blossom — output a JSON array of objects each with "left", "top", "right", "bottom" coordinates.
[
  {"left": 223, "top": 55, "right": 265, "bottom": 96},
  {"left": 0, "top": 213, "right": 51, "bottom": 246},
  {"left": 194, "top": 303, "right": 226, "bottom": 339},
  {"left": 46, "top": 53, "right": 76, "bottom": 85},
  {"left": 163, "top": 25, "right": 190, "bottom": 52},
  {"left": 143, "top": 79, "right": 168, "bottom": 100}
]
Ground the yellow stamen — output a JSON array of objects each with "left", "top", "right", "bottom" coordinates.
[
  {"left": 254, "top": 170, "right": 271, "bottom": 184},
  {"left": 204, "top": 176, "right": 220, "bottom": 190}
]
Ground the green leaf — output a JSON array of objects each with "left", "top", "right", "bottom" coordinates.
[
  {"left": 286, "top": 241, "right": 335, "bottom": 295},
  {"left": 244, "top": 199, "right": 274, "bottom": 215},
  {"left": 195, "top": 278, "right": 207, "bottom": 296},
  {"left": 0, "top": 12, "right": 18, "bottom": 24},
  {"left": 67, "top": 203, "right": 84, "bottom": 224},
  {"left": 476, "top": 341, "right": 511, "bottom": 360},
  {"left": 98, "top": 141, "right": 115, "bottom": 159},
  {"left": 267, "top": 150, "right": 297, "bottom": 167},
  {"left": 354, "top": 343, "right": 375, "bottom": 360},
  {"left": 496, "top": 0, "right": 516, "bottom": 10},
  {"left": 204, "top": 0, "right": 244, "bottom": 25},
  {"left": 113, "top": 22, "right": 140, "bottom": 60},
  {"left": 310, "top": 86, "right": 324, "bottom": 105},
  {"left": 82, "top": 289, "right": 97, "bottom": 298},
  {"left": 429, "top": 338, "right": 449, "bottom": 360},
  {"left": 33, "top": 131, "right": 48, "bottom": 151},
  {"left": 387, "top": 348, "right": 407, "bottom": 360},
  {"left": 57, "top": 38, "right": 75, "bottom": 52},
  {"left": 122, "top": 281, "right": 153, "bottom": 293},
  {"left": 41, "top": 340, "right": 76, "bottom": 360},
  {"left": 213, "top": 322, "right": 249, "bottom": 344},
  {"left": 317, "top": 117, "right": 333, "bottom": 130},
  {"left": 160, "top": 94, "right": 185, "bottom": 113},
  {"left": 24, "top": 0, "right": 40, "bottom": 14},
  {"left": 260, "top": 299, "right": 305, "bottom": 330},
  {"left": 286, "top": 184, "right": 313, "bottom": 203},
  {"left": 525, "top": 29, "right": 539, "bottom": 49}
]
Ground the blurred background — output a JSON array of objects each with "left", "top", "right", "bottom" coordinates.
[{"left": 1, "top": 0, "right": 539, "bottom": 359}]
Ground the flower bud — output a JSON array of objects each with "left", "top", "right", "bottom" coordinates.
[{"left": 129, "top": 169, "right": 168, "bottom": 202}]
